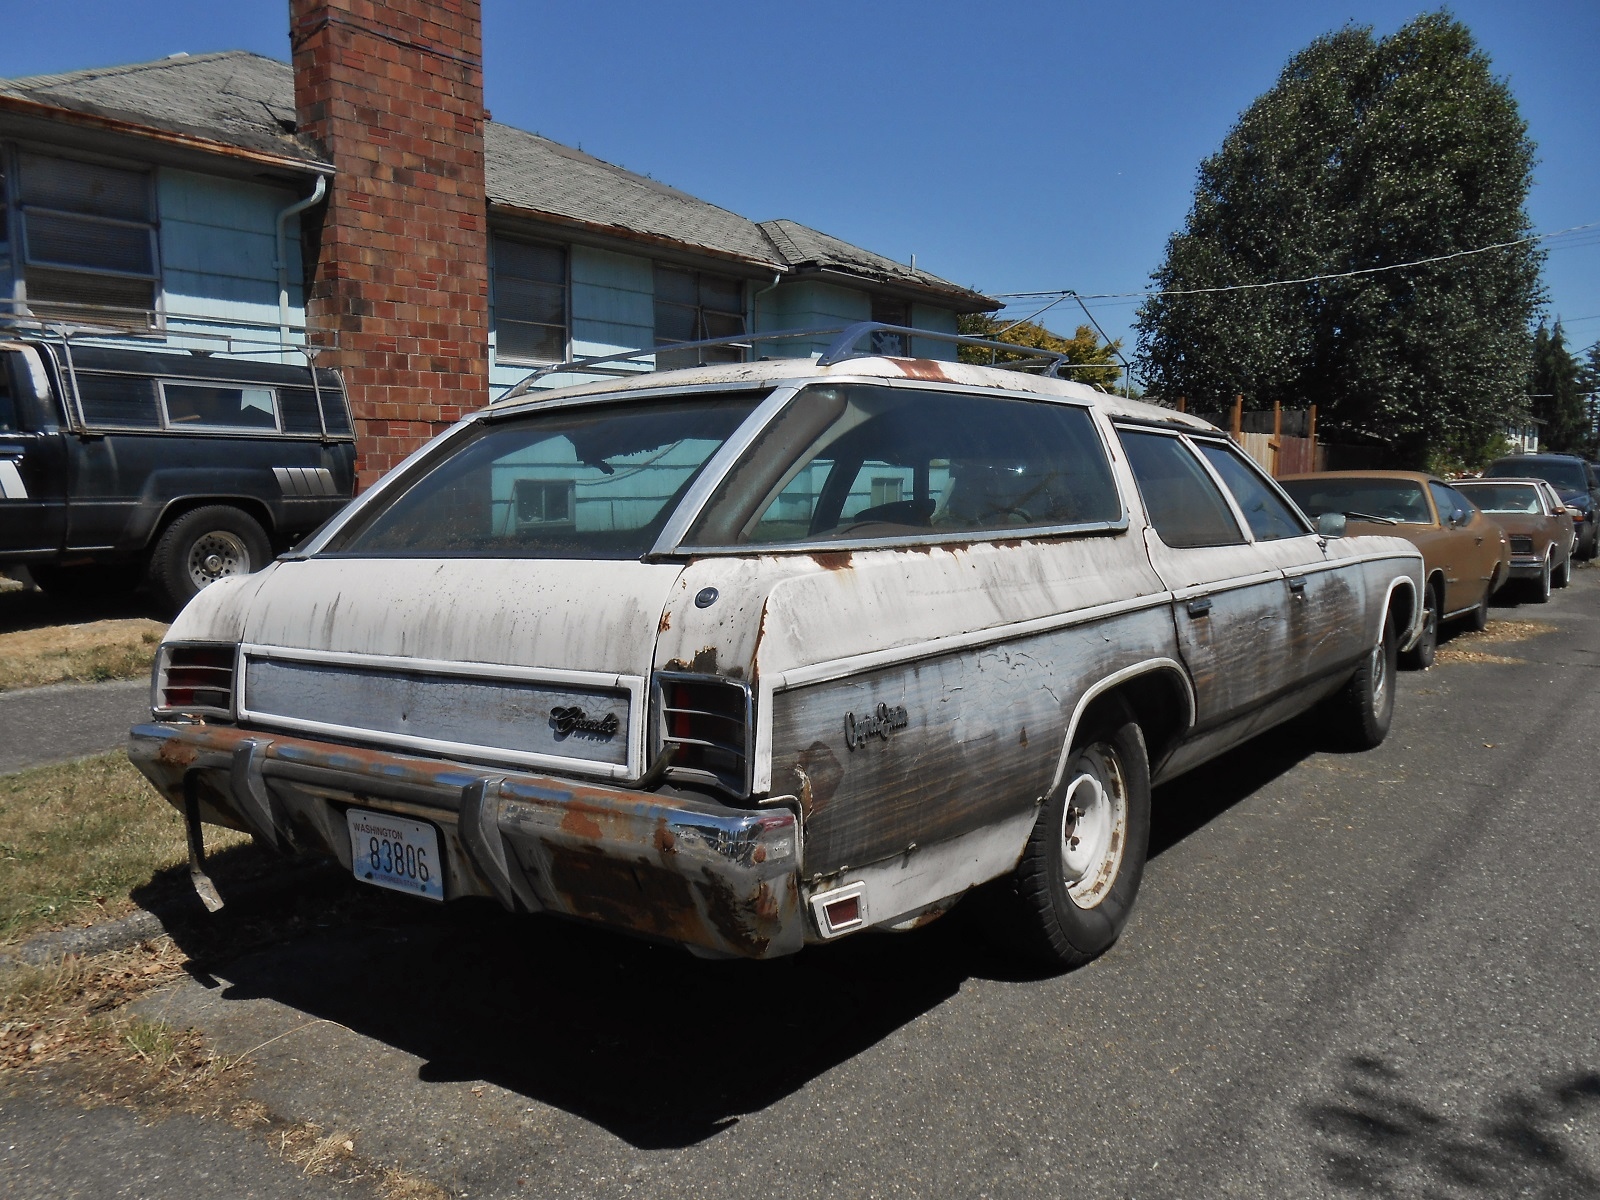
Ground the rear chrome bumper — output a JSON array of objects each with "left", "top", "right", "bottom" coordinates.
[{"left": 128, "top": 721, "right": 804, "bottom": 959}]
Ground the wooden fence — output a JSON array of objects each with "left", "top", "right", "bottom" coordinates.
[{"left": 1180, "top": 397, "right": 1325, "bottom": 477}]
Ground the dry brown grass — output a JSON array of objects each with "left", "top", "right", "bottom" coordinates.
[
  {"left": 1436, "top": 617, "right": 1554, "bottom": 666},
  {"left": 0, "top": 752, "right": 247, "bottom": 944},
  {"left": 0, "top": 618, "right": 168, "bottom": 691}
]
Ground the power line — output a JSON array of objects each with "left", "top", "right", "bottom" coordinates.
[{"left": 993, "top": 219, "right": 1600, "bottom": 303}]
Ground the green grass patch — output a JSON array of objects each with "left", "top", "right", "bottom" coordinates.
[{"left": 0, "top": 753, "right": 246, "bottom": 944}]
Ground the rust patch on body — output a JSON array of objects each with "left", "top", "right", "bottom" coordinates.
[
  {"left": 156, "top": 738, "right": 200, "bottom": 768},
  {"left": 560, "top": 808, "right": 604, "bottom": 840},
  {"left": 658, "top": 609, "right": 672, "bottom": 632},
  {"left": 652, "top": 821, "right": 677, "bottom": 855},
  {"left": 893, "top": 358, "right": 951, "bottom": 382},
  {"left": 809, "top": 550, "right": 853, "bottom": 571},
  {"left": 1019, "top": 726, "right": 1028, "bottom": 747},
  {"left": 794, "top": 741, "right": 844, "bottom": 817}
]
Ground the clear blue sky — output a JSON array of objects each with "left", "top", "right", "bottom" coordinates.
[{"left": 5, "top": 1, "right": 1596, "bottom": 377}]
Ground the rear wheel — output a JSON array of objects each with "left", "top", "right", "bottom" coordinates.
[
  {"left": 1400, "top": 582, "right": 1438, "bottom": 671},
  {"left": 148, "top": 506, "right": 271, "bottom": 615},
  {"left": 1328, "top": 614, "right": 1397, "bottom": 750},
  {"left": 996, "top": 719, "right": 1151, "bottom": 970}
]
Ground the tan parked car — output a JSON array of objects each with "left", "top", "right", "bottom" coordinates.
[
  {"left": 1452, "top": 478, "right": 1574, "bottom": 602},
  {"left": 1280, "top": 471, "right": 1508, "bottom": 669}
]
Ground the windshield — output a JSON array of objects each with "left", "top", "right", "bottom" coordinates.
[
  {"left": 1484, "top": 459, "right": 1586, "bottom": 492},
  {"left": 323, "top": 393, "right": 765, "bottom": 558},
  {"left": 1279, "top": 478, "right": 1432, "bottom": 524},
  {"left": 682, "top": 383, "right": 1122, "bottom": 547},
  {"left": 1454, "top": 483, "right": 1542, "bottom": 514}
]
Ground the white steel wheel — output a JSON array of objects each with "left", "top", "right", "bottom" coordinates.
[
  {"left": 1059, "top": 746, "right": 1129, "bottom": 908},
  {"left": 186, "top": 529, "right": 252, "bottom": 590}
]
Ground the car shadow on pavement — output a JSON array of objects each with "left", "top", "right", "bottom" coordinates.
[
  {"left": 0, "top": 578, "right": 162, "bottom": 633},
  {"left": 1148, "top": 722, "right": 1319, "bottom": 859},
  {"left": 143, "top": 721, "right": 1328, "bottom": 1151},
  {"left": 1300, "top": 1054, "right": 1600, "bottom": 1195}
]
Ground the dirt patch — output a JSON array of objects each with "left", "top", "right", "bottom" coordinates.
[
  {"left": 1435, "top": 618, "right": 1554, "bottom": 666},
  {"left": 0, "top": 753, "right": 249, "bottom": 944},
  {"left": 0, "top": 618, "right": 168, "bottom": 691}
]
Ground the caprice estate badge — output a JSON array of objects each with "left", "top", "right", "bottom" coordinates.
[
  {"left": 844, "top": 702, "right": 909, "bottom": 750},
  {"left": 549, "top": 706, "right": 620, "bottom": 741}
]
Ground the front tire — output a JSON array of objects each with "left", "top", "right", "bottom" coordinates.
[
  {"left": 1464, "top": 584, "right": 1491, "bottom": 633},
  {"left": 148, "top": 506, "right": 271, "bottom": 616},
  {"left": 1329, "top": 614, "right": 1397, "bottom": 751},
  {"left": 1530, "top": 551, "right": 1553, "bottom": 604},
  {"left": 1400, "top": 583, "right": 1438, "bottom": 671},
  {"left": 1554, "top": 549, "right": 1572, "bottom": 588},
  {"left": 999, "top": 719, "right": 1152, "bottom": 970}
]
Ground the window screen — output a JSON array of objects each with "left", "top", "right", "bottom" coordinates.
[
  {"left": 655, "top": 266, "right": 745, "bottom": 369},
  {"left": 686, "top": 384, "right": 1122, "bottom": 546},
  {"left": 1118, "top": 430, "right": 1245, "bottom": 548},
  {"left": 17, "top": 154, "right": 158, "bottom": 327},
  {"left": 493, "top": 237, "right": 567, "bottom": 363},
  {"left": 1194, "top": 441, "right": 1307, "bottom": 541}
]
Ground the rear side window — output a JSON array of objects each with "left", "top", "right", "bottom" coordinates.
[
  {"left": 0, "top": 359, "right": 16, "bottom": 432},
  {"left": 684, "top": 384, "right": 1122, "bottom": 546},
  {"left": 73, "top": 372, "right": 160, "bottom": 428},
  {"left": 1194, "top": 441, "right": 1307, "bottom": 541},
  {"left": 1118, "top": 430, "right": 1245, "bottom": 548},
  {"left": 161, "top": 382, "right": 279, "bottom": 431}
]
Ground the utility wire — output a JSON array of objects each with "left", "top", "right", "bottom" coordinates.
[{"left": 993, "top": 219, "right": 1600, "bottom": 303}]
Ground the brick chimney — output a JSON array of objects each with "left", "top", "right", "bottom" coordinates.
[{"left": 290, "top": 0, "right": 490, "bottom": 488}]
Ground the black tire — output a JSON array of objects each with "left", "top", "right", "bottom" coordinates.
[
  {"left": 1464, "top": 584, "right": 1491, "bottom": 633},
  {"left": 1582, "top": 526, "right": 1598, "bottom": 562},
  {"left": 1400, "top": 582, "right": 1438, "bottom": 671},
  {"left": 148, "top": 505, "right": 271, "bottom": 615},
  {"left": 1329, "top": 614, "right": 1397, "bottom": 751},
  {"left": 1530, "top": 551, "right": 1553, "bottom": 604},
  {"left": 1554, "top": 549, "right": 1572, "bottom": 588},
  {"left": 998, "top": 719, "right": 1152, "bottom": 970}
]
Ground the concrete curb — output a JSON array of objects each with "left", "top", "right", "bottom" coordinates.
[{"left": 0, "top": 859, "right": 344, "bottom": 971}]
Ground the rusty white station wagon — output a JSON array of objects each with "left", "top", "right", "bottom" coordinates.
[{"left": 129, "top": 324, "right": 1424, "bottom": 967}]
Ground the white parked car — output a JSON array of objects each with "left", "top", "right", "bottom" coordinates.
[{"left": 129, "top": 325, "right": 1423, "bottom": 967}]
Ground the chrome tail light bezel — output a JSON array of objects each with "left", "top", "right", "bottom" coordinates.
[
  {"left": 652, "top": 671, "right": 754, "bottom": 799},
  {"left": 152, "top": 641, "right": 238, "bottom": 719}
]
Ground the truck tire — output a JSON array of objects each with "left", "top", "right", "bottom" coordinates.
[
  {"left": 148, "top": 505, "right": 271, "bottom": 615},
  {"left": 997, "top": 718, "right": 1152, "bottom": 970}
]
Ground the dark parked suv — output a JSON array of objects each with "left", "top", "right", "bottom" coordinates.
[
  {"left": 0, "top": 338, "right": 353, "bottom": 613},
  {"left": 1482, "top": 454, "right": 1600, "bottom": 560}
]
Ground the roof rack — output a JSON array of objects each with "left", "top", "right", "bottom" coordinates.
[{"left": 501, "top": 322, "right": 1112, "bottom": 400}]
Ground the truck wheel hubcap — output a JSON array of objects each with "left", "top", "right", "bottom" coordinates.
[
  {"left": 187, "top": 531, "right": 250, "bottom": 588},
  {"left": 1060, "top": 744, "right": 1128, "bottom": 908}
]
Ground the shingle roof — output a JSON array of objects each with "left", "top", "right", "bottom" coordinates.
[
  {"left": 0, "top": 51, "right": 323, "bottom": 164},
  {"left": 0, "top": 51, "right": 993, "bottom": 308}
]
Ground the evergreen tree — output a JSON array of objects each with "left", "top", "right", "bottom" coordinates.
[
  {"left": 1529, "top": 322, "right": 1586, "bottom": 453},
  {"left": 1135, "top": 12, "right": 1543, "bottom": 466}
]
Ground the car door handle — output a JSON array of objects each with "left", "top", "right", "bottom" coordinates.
[
  {"left": 1186, "top": 597, "right": 1213, "bottom": 618},
  {"left": 1288, "top": 577, "right": 1306, "bottom": 594}
]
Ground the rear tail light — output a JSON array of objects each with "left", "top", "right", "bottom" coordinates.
[
  {"left": 654, "top": 672, "right": 751, "bottom": 796},
  {"left": 154, "top": 643, "right": 236, "bottom": 717}
]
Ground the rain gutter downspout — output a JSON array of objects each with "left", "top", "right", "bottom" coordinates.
[
  {"left": 752, "top": 272, "right": 782, "bottom": 353},
  {"left": 275, "top": 175, "right": 327, "bottom": 360}
]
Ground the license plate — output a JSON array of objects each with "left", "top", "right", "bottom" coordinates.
[{"left": 346, "top": 808, "right": 444, "bottom": 901}]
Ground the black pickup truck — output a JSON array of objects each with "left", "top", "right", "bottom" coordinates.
[{"left": 0, "top": 338, "right": 354, "bottom": 614}]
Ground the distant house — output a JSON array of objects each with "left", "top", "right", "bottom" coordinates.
[{"left": 0, "top": 0, "right": 995, "bottom": 484}]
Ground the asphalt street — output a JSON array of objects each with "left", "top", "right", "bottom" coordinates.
[
  {"left": 3, "top": 573, "right": 1598, "bottom": 1198},
  {"left": 0, "top": 679, "right": 150, "bottom": 775}
]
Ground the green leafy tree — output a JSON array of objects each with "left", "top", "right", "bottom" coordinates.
[
  {"left": 1135, "top": 11, "right": 1543, "bottom": 466},
  {"left": 957, "top": 312, "right": 1123, "bottom": 391},
  {"left": 1529, "top": 321, "right": 1587, "bottom": 453}
]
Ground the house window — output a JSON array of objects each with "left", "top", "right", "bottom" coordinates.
[
  {"left": 870, "top": 476, "right": 904, "bottom": 507},
  {"left": 654, "top": 265, "right": 745, "bottom": 369},
  {"left": 494, "top": 237, "right": 567, "bottom": 363},
  {"left": 14, "top": 151, "right": 159, "bottom": 328},
  {"left": 870, "top": 297, "right": 911, "bottom": 355},
  {"left": 513, "top": 478, "right": 575, "bottom": 528}
]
